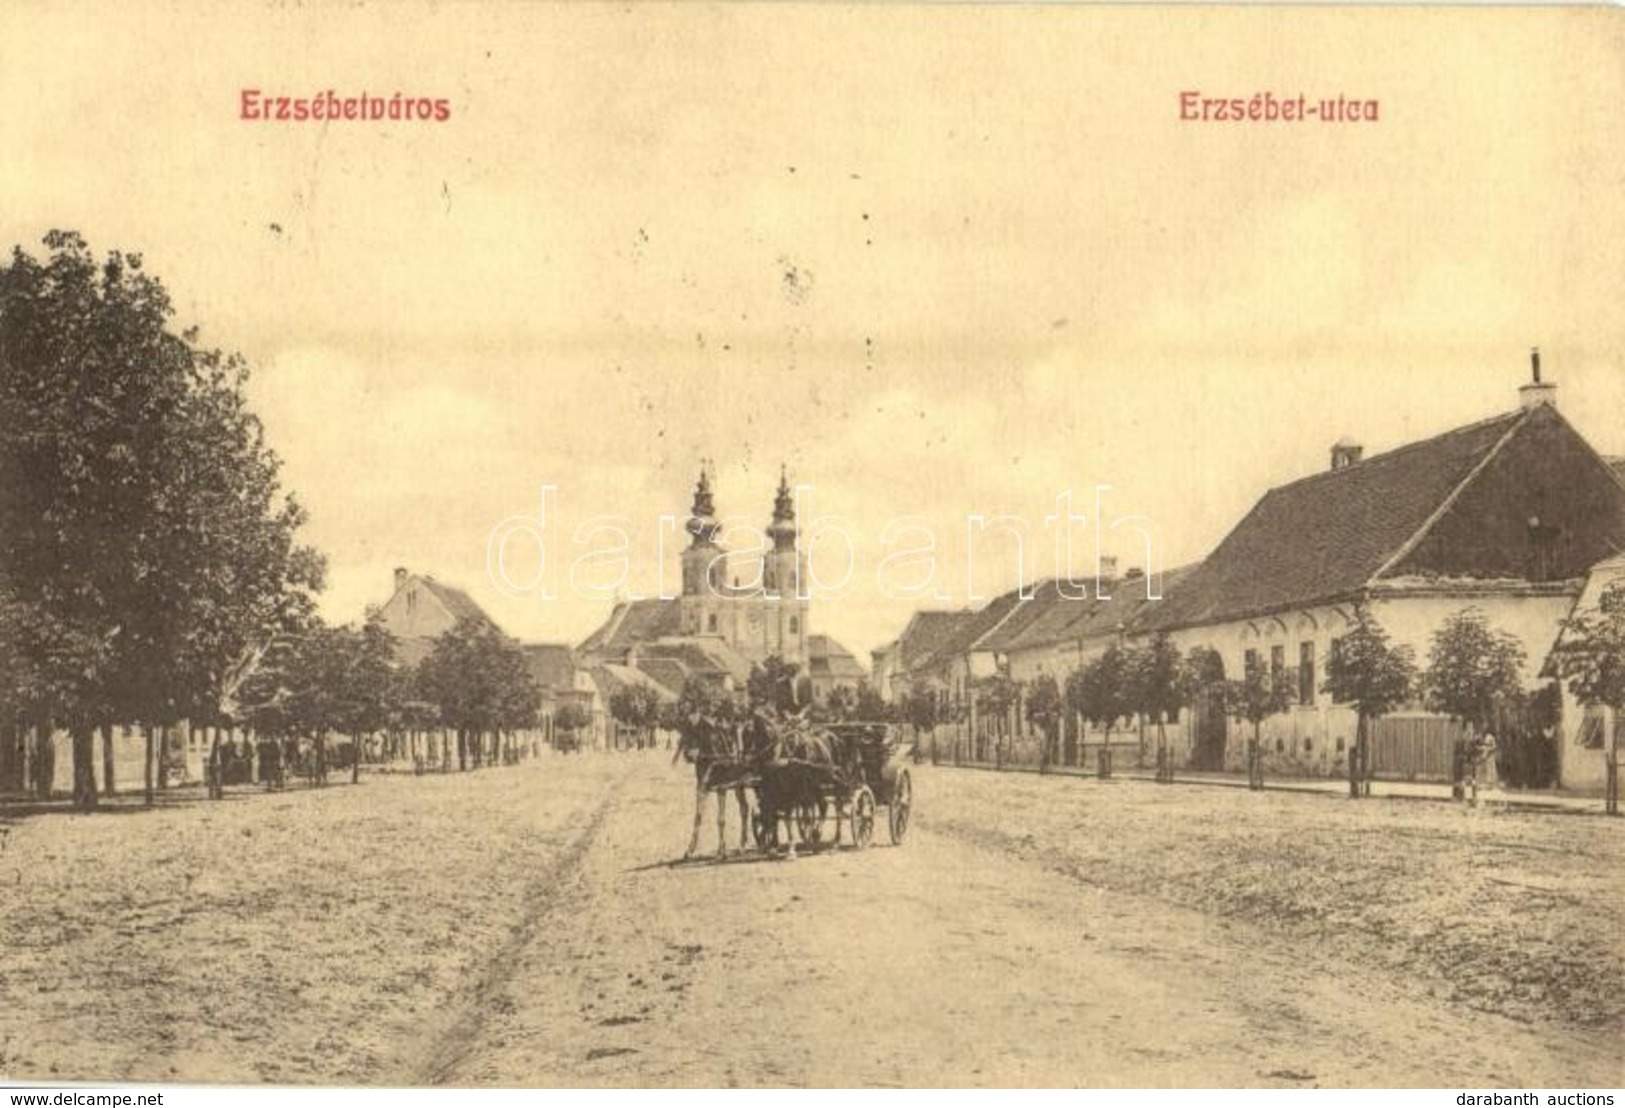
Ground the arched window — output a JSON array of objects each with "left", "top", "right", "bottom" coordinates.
[
  {"left": 707, "top": 613, "right": 717, "bottom": 633},
  {"left": 789, "top": 615, "right": 800, "bottom": 635}
]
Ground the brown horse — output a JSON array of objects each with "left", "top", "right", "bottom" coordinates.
[
  {"left": 676, "top": 713, "right": 755, "bottom": 860},
  {"left": 753, "top": 713, "right": 840, "bottom": 859}
]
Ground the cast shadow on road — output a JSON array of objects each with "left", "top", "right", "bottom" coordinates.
[{"left": 629, "top": 843, "right": 903, "bottom": 874}]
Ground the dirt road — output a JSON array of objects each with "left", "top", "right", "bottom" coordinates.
[{"left": 2, "top": 753, "right": 1619, "bottom": 1087}]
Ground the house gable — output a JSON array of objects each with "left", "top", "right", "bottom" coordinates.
[{"left": 1387, "top": 404, "right": 1625, "bottom": 584}]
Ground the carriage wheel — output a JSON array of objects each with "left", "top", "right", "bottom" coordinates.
[
  {"left": 796, "top": 800, "right": 825, "bottom": 847},
  {"left": 888, "top": 769, "right": 912, "bottom": 845},
  {"left": 849, "top": 786, "right": 876, "bottom": 849}
]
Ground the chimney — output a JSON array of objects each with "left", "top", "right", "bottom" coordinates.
[
  {"left": 1330, "top": 438, "right": 1364, "bottom": 470},
  {"left": 1519, "top": 347, "right": 1558, "bottom": 410},
  {"left": 394, "top": 567, "right": 408, "bottom": 593}
]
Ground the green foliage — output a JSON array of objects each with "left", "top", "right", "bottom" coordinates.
[
  {"left": 1067, "top": 645, "right": 1135, "bottom": 733},
  {"left": 1131, "top": 633, "right": 1189, "bottom": 723},
  {"left": 0, "top": 232, "right": 323, "bottom": 805},
  {"left": 1552, "top": 581, "right": 1625, "bottom": 713},
  {"left": 1226, "top": 654, "right": 1296, "bottom": 729},
  {"left": 904, "top": 681, "right": 940, "bottom": 733},
  {"left": 237, "top": 615, "right": 402, "bottom": 742},
  {"left": 415, "top": 617, "right": 539, "bottom": 736},
  {"left": 1422, "top": 607, "right": 1527, "bottom": 731},
  {"left": 854, "top": 680, "right": 888, "bottom": 721},
  {"left": 1024, "top": 671, "right": 1064, "bottom": 738},
  {"left": 1320, "top": 606, "right": 1417, "bottom": 722},
  {"left": 608, "top": 683, "right": 664, "bottom": 733},
  {"left": 747, "top": 655, "right": 800, "bottom": 715},
  {"left": 820, "top": 683, "right": 859, "bottom": 722},
  {"left": 975, "top": 672, "right": 1018, "bottom": 716},
  {"left": 553, "top": 701, "right": 593, "bottom": 734}
]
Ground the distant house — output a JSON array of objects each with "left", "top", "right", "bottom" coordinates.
[
  {"left": 1133, "top": 370, "right": 1625, "bottom": 782},
  {"left": 588, "top": 663, "right": 678, "bottom": 749},
  {"left": 805, "top": 634, "right": 867, "bottom": 703},
  {"left": 521, "top": 642, "right": 606, "bottom": 749},
  {"left": 375, "top": 566, "right": 501, "bottom": 667},
  {"left": 876, "top": 363, "right": 1625, "bottom": 787}
]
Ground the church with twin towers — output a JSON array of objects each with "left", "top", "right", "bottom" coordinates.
[{"left": 576, "top": 466, "right": 866, "bottom": 699}]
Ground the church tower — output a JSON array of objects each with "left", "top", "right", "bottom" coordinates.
[
  {"left": 762, "top": 466, "right": 809, "bottom": 662},
  {"left": 679, "top": 468, "right": 727, "bottom": 637}
]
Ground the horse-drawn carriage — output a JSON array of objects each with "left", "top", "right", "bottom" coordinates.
[
  {"left": 752, "top": 721, "right": 914, "bottom": 851},
  {"left": 681, "top": 713, "right": 915, "bottom": 859}
]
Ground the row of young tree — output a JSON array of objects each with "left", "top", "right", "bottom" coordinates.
[
  {"left": 235, "top": 614, "right": 543, "bottom": 786},
  {"left": 0, "top": 231, "right": 560, "bottom": 809},
  {"left": 910, "top": 597, "right": 1625, "bottom": 806},
  {"left": 602, "top": 655, "right": 897, "bottom": 750}
]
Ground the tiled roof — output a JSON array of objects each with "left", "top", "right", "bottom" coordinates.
[
  {"left": 639, "top": 638, "right": 754, "bottom": 686},
  {"left": 895, "top": 610, "right": 979, "bottom": 673},
  {"left": 420, "top": 577, "right": 495, "bottom": 628},
  {"left": 979, "top": 566, "right": 1199, "bottom": 654},
  {"left": 1140, "top": 409, "right": 1530, "bottom": 631},
  {"left": 578, "top": 598, "right": 682, "bottom": 657},
  {"left": 590, "top": 664, "right": 678, "bottom": 703},
  {"left": 634, "top": 657, "right": 691, "bottom": 695},
  {"left": 521, "top": 643, "right": 578, "bottom": 691},
  {"left": 1608, "top": 456, "right": 1625, "bottom": 488},
  {"left": 807, "top": 634, "right": 867, "bottom": 680}
]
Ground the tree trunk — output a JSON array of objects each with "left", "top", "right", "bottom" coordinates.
[
  {"left": 144, "top": 723, "right": 156, "bottom": 807},
  {"left": 1349, "top": 714, "right": 1364, "bottom": 799},
  {"left": 71, "top": 725, "right": 97, "bottom": 811},
  {"left": 101, "top": 723, "right": 116, "bottom": 797},
  {"left": 31, "top": 723, "right": 52, "bottom": 800},
  {"left": 1607, "top": 712, "right": 1619, "bottom": 817},
  {"left": 208, "top": 727, "right": 223, "bottom": 799}
]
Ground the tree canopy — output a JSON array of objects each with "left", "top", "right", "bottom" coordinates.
[
  {"left": 1422, "top": 607, "right": 1527, "bottom": 733},
  {"left": 0, "top": 231, "right": 324, "bottom": 807}
]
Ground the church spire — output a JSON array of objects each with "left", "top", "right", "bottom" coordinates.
[
  {"left": 686, "top": 465, "right": 721, "bottom": 547},
  {"left": 766, "top": 464, "right": 797, "bottom": 552}
]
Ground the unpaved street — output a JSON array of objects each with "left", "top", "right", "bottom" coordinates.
[{"left": 2, "top": 753, "right": 1620, "bottom": 1088}]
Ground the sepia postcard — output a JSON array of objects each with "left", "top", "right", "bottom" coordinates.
[{"left": 1, "top": 1, "right": 1622, "bottom": 1097}]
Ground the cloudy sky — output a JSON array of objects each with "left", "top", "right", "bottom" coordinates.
[{"left": 3, "top": 4, "right": 1622, "bottom": 659}]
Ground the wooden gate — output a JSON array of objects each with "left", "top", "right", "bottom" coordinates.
[{"left": 1369, "top": 715, "right": 1467, "bottom": 781}]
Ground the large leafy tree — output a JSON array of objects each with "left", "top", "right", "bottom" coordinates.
[
  {"left": 237, "top": 618, "right": 397, "bottom": 786},
  {"left": 1423, "top": 607, "right": 1527, "bottom": 798},
  {"left": 1321, "top": 607, "right": 1417, "bottom": 798},
  {"left": 416, "top": 617, "right": 538, "bottom": 770},
  {"left": 0, "top": 232, "right": 322, "bottom": 809},
  {"left": 1551, "top": 580, "right": 1625, "bottom": 814},
  {"left": 1423, "top": 608, "right": 1527, "bottom": 734}
]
